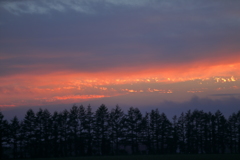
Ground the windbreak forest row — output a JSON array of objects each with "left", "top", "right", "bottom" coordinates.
[{"left": 1, "top": 105, "right": 240, "bottom": 159}]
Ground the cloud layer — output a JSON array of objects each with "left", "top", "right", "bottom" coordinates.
[
  {"left": 1, "top": 0, "right": 240, "bottom": 110},
  {"left": 1, "top": 0, "right": 240, "bottom": 77},
  {"left": 1, "top": 1, "right": 240, "bottom": 67}
]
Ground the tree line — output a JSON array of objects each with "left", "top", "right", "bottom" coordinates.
[{"left": 0, "top": 104, "right": 240, "bottom": 159}]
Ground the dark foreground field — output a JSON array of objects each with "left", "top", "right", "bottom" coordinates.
[{"left": 22, "top": 154, "right": 240, "bottom": 160}]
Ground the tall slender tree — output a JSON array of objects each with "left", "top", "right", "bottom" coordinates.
[
  {"left": 84, "top": 105, "right": 94, "bottom": 156},
  {"left": 0, "top": 111, "right": 9, "bottom": 159},
  {"left": 78, "top": 105, "right": 87, "bottom": 156},
  {"left": 177, "top": 112, "right": 186, "bottom": 153},
  {"left": 58, "top": 109, "right": 69, "bottom": 157},
  {"left": 109, "top": 105, "right": 125, "bottom": 155},
  {"left": 202, "top": 112, "right": 212, "bottom": 153},
  {"left": 94, "top": 104, "right": 110, "bottom": 155},
  {"left": 215, "top": 110, "right": 227, "bottom": 153},
  {"left": 51, "top": 111, "right": 60, "bottom": 157},
  {"left": 159, "top": 112, "right": 172, "bottom": 154},
  {"left": 141, "top": 112, "right": 151, "bottom": 154},
  {"left": 227, "top": 112, "right": 238, "bottom": 153},
  {"left": 185, "top": 110, "right": 196, "bottom": 153},
  {"left": 125, "top": 107, "right": 143, "bottom": 154},
  {"left": 22, "top": 109, "right": 36, "bottom": 157},
  {"left": 35, "top": 108, "right": 45, "bottom": 157},
  {"left": 9, "top": 116, "right": 20, "bottom": 158},
  {"left": 171, "top": 115, "right": 178, "bottom": 153},
  {"left": 68, "top": 105, "right": 80, "bottom": 156},
  {"left": 149, "top": 109, "right": 161, "bottom": 153},
  {"left": 42, "top": 109, "right": 52, "bottom": 157},
  {"left": 237, "top": 111, "right": 240, "bottom": 153}
]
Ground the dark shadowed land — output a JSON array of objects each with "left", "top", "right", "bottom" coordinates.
[{"left": 19, "top": 154, "right": 240, "bottom": 160}]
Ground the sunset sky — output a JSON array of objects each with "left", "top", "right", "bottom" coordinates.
[{"left": 1, "top": 0, "right": 240, "bottom": 119}]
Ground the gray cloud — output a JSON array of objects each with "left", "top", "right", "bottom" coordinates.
[
  {"left": 1, "top": 0, "right": 49, "bottom": 15},
  {"left": 2, "top": 0, "right": 240, "bottom": 16},
  {"left": 1, "top": 0, "right": 240, "bottom": 76},
  {"left": 1, "top": 96, "right": 240, "bottom": 120},
  {"left": 0, "top": 0, "right": 154, "bottom": 15},
  {"left": 86, "top": 96, "right": 240, "bottom": 118},
  {"left": 210, "top": 93, "right": 240, "bottom": 97},
  {"left": 1, "top": 0, "right": 92, "bottom": 15}
]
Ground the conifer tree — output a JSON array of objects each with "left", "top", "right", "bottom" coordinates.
[
  {"left": 0, "top": 111, "right": 9, "bottom": 159},
  {"left": 9, "top": 116, "right": 20, "bottom": 158},
  {"left": 85, "top": 105, "right": 94, "bottom": 155},
  {"left": 215, "top": 110, "right": 227, "bottom": 153},
  {"left": 58, "top": 109, "right": 69, "bottom": 157},
  {"left": 202, "top": 112, "right": 212, "bottom": 153},
  {"left": 22, "top": 109, "right": 36, "bottom": 157},
  {"left": 125, "top": 107, "right": 143, "bottom": 154},
  {"left": 94, "top": 104, "right": 110, "bottom": 155},
  {"left": 227, "top": 112, "right": 238, "bottom": 153},
  {"left": 78, "top": 105, "right": 87, "bottom": 155},
  {"left": 68, "top": 105, "right": 80, "bottom": 156},
  {"left": 35, "top": 108, "right": 45, "bottom": 157},
  {"left": 42, "top": 109, "right": 52, "bottom": 157},
  {"left": 149, "top": 109, "right": 161, "bottom": 153},
  {"left": 237, "top": 111, "right": 240, "bottom": 153},
  {"left": 159, "top": 112, "right": 172, "bottom": 154},
  {"left": 141, "top": 112, "right": 151, "bottom": 154},
  {"left": 51, "top": 111, "right": 60, "bottom": 157},
  {"left": 109, "top": 105, "right": 125, "bottom": 155},
  {"left": 177, "top": 112, "right": 186, "bottom": 153},
  {"left": 171, "top": 115, "right": 179, "bottom": 153}
]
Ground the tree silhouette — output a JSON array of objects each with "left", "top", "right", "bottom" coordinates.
[
  {"left": 141, "top": 112, "right": 151, "bottom": 154},
  {"left": 58, "top": 109, "right": 69, "bottom": 157},
  {"left": 109, "top": 105, "right": 125, "bottom": 155},
  {"left": 228, "top": 112, "right": 238, "bottom": 153},
  {"left": 43, "top": 109, "right": 52, "bottom": 157},
  {"left": 177, "top": 112, "right": 186, "bottom": 153},
  {"left": 78, "top": 105, "right": 87, "bottom": 156},
  {"left": 51, "top": 111, "right": 61, "bottom": 157},
  {"left": 125, "top": 107, "right": 143, "bottom": 154},
  {"left": 171, "top": 115, "right": 178, "bottom": 153},
  {"left": 1, "top": 106, "right": 240, "bottom": 158},
  {"left": 159, "top": 112, "right": 172, "bottom": 154},
  {"left": 237, "top": 111, "right": 240, "bottom": 153},
  {"left": 149, "top": 109, "right": 161, "bottom": 153},
  {"left": 215, "top": 110, "right": 227, "bottom": 153},
  {"left": 0, "top": 111, "right": 9, "bottom": 159},
  {"left": 34, "top": 109, "right": 52, "bottom": 157},
  {"left": 202, "top": 112, "right": 212, "bottom": 153},
  {"left": 22, "top": 109, "right": 36, "bottom": 157},
  {"left": 68, "top": 105, "right": 80, "bottom": 156},
  {"left": 94, "top": 104, "right": 110, "bottom": 155},
  {"left": 9, "top": 116, "right": 20, "bottom": 158}
]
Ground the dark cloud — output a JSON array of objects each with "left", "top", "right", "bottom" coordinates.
[
  {"left": 84, "top": 95, "right": 240, "bottom": 118},
  {"left": 1, "top": 96, "right": 240, "bottom": 120},
  {"left": 1, "top": 0, "right": 240, "bottom": 76},
  {"left": 210, "top": 93, "right": 240, "bottom": 97}
]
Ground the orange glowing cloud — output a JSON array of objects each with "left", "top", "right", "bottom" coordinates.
[
  {"left": 34, "top": 95, "right": 111, "bottom": 104},
  {"left": 0, "top": 104, "right": 16, "bottom": 108},
  {"left": 1, "top": 54, "right": 240, "bottom": 108},
  {"left": 52, "top": 95, "right": 108, "bottom": 100}
]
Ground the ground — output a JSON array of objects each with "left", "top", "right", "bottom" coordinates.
[{"left": 18, "top": 154, "right": 240, "bottom": 160}]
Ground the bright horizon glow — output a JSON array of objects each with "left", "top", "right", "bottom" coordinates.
[{"left": 1, "top": 61, "right": 240, "bottom": 108}]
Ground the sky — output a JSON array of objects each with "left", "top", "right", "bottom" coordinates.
[{"left": 1, "top": 0, "right": 240, "bottom": 119}]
